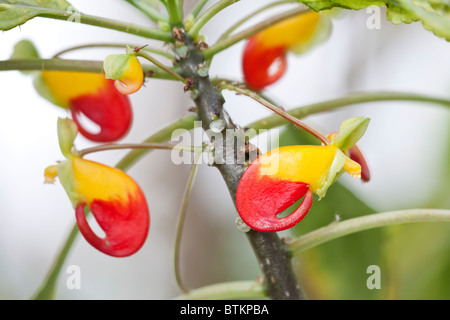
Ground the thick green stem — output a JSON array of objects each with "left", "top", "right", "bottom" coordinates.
[
  {"left": 38, "top": 11, "right": 172, "bottom": 41},
  {"left": 174, "top": 280, "right": 266, "bottom": 300},
  {"left": 288, "top": 209, "right": 450, "bottom": 255},
  {"left": 164, "top": 0, "right": 184, "bottom": 25},
  {"left": 176, "top": 30, "right": 303, "bottom": 300},
  {"left": 0, "top": 58, "right": 176, "bottom": 80}
]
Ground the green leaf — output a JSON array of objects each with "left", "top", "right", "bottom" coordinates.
[
  {"left": 10, "top": 39, "right": 40, "bottom": 75},
  {"left": 298, "top": 0, "right": 450, "bottom": 41},
  {"left": 332, "top": 116, "right": 370, "bottom": 151},
  {"left": 0, "top": 0, "right": 73, "bottom": 31},
  {"left": 57, "top": 117, "right": 78, "bottom": 159},
  {"left": 103, "top": 52, "right": 133, "bottom": 80},
  {"left": 10, "top": 39, "right": 40, "bottom": 59}
]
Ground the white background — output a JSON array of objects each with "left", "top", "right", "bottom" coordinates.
[{"left": 0, "top": 0, "right": 449, "bottom": 299}]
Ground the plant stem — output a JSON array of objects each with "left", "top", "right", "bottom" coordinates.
[
  {"left": 176, "top": 30, "right": 303, "bottom": 300},
  {"left": 188, "top": 0, "right": 211, "bottom": 18},
  {"left": 215, "top": 0, "right": 297, "bottom": 43},
  {"left": 116, "top": 114, "right": 198, "bottom": 171},
  {"left": 125, "top": 0, "right": 169, "bottom": 23},
  {"left": 220, "top": 82, "right": 330, "bottom": 145},
  {"left": 246, "top": 91, "right": 450, "bottom": 133},
  {"left": 187, "top": 0, "right": 241, "bottom": 39},
  {"left": 288, "top": 209, "right": 450, "bottom": 256},
  {"left": 0, "top": 58, "right": 177, "bottom": 80},
  {"left": 32, "top": 224, "right": 79, "bottom": 300},
  {"left": 136, "top": 51, "right": 186, "bottom": 83},
  {"left": 174, "top": 151, "right": 202, "bottom": 293},
  {"left": 38, "top": 10, "right": 172, "bottom": 41},
  {"left": 164, "top": 0, "right": 184, "bottom": 25},
  {"left": 202, "top": 6, "right": 308, "bottom": 59},
  {"left": 78, "top": 142, "right": 202, "bottom": 158},
  {"left": 174, "top": 280, "right": 266, "bottom": 300},
  {"left": 52, "top": 43, "right": 174, "bottom": 60}
]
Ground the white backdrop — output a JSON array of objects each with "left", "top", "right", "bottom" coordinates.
[{"left": 0, "top": 0, "right": 449, "bottom": 299}]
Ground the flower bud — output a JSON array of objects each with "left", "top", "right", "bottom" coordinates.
[{"left": 103, "top": 52, "right": 144, "bottom": 95}]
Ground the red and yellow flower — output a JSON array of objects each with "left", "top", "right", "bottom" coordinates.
[
  {"left": 40, "top": 71, "right": 133, "bottom": 142},
  {"left": 45, "top": 118, "right": 150, "bottom": 257},
  {"left": 236, "top": 145, "right": 361, "bottom": 232},
  {"left": 242, "top": 11, "right": 330, "bottom": 91}
]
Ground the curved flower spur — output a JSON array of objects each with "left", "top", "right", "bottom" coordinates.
[
  {"left": 44, "top": 118, "right": 150, "bottom": 257},
  {"left": 236, "top": 117, "right": 370, "bottom": 232}
]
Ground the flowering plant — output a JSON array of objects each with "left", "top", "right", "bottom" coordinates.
[{"left": 0, "top": 0, "right": 450, "bottom": 301}]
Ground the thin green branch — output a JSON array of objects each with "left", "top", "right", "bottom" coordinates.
[
  {"left": 116, "top": 114, "right": 198, "bottom": 171},
  {"left": 215, "top": 0, "right": 296, "bottom": 43},
  {"left": 202, "top": 5, "right": 308, "bottom": 59},
  {"left": 174, "top": 151, "right": 202, "bottom": 294},
  {"left": 220, "top": 82, "right": 330, "bottom": 145},
  {"left": 245, "top": 91, "right": 450, "bottom": 134},
  {"left": 52, "top": 43, "right": 174, "bottom": 60},
  {"left": 125, "top": 0, "right": 169, "bottom": 23},
  {"left": 37, "top": 10, "right": 172, "bottom": 41},
  {"left": 288, "top": 209, "right": 450, "bottom": 256},
  {"left": 187, "top": 0, "right": 241, "bottom": 39},
  {"left": 78, "top": 142, "right": 203, "bottom": 158},
  {"left": 188, "top": 0, "right": 211, "bottom": 18},
  {"left": 174, "top": 280, "right": 266, "bottom": 300},
  {"left": 0, "top": 58, "right": 177, "bottom": 80},
  {"left": 32, "top": 224, "right": 79, "bottom": 300},
  {"left": 136, "top": 50, "right": 186, "bottom": 83}
]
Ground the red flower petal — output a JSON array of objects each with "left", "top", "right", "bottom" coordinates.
[
  {"left": 348, "top": 145, "right": 370, "bottom": 182},
  {"left": 70, "top": 80, "right": 132, "bottom": 142},
  {"left": 242, "top": 37, "right": 287, "bottom": 91},
  {"left": 75, "top": 191, "right": 150, "bottom": 257},
  {"left": 236, "top": 161, "right": 313, "bottom": 232}
]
